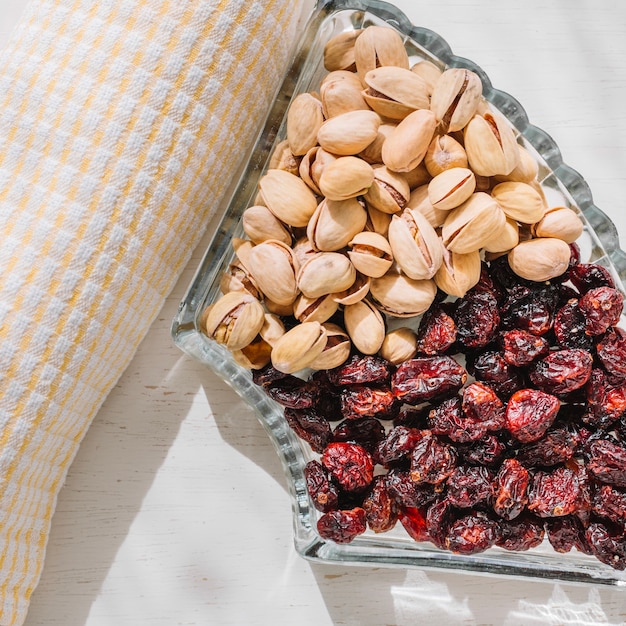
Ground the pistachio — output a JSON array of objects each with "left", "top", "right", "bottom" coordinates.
[
  {"left": 310, "top": 323, "right": 351, "bottom": 370},
  {"left": 379, "top": 327, "right": 418, "bottom": 364},
  {"left": 382, "top": 109, "right": 437, "bottom": 173},
  {"left": 491, "top": 181, "right": 546, "bottom": 224},
  {"left": 343, "top": 299, "right": 386, "bottom": 355},
  {"left": 388, "top": 207, "right": 443, "bottom": 279},
  {"left": 365, "top": 205, "right": 392, "bottom": 236},
  {"left": 405, "top": 184, "right": 448, "bottom": 229},
  {"left": 297, "top": 252, "right": 356, "bottom": 298},
  {"left": 202, "top": 291, "right": 265, "bottom": 351},
  {"left": 231, "top": 336, "right": 273, "bottom": 370},
  {"left": 242, "top": 205, "right": 292, "bottom": 245},
  {"left": 369, "top": 269, "right": 437, "bottom": 317},
  {"left": 268, "top": 139, "right": 301, "bottom": 175},
  {"left": 410, "top": 60, "right": 443, "bottom": 94},
  {"left": 403, "top": 161, "right": 432, "bottom": 190},
  {"left": 264, "top": 298, "right": 294, "bottom": 318},
  {"left": 293, "top": 292, "right": 339, "bottom": 323},
  {"left": 482, "top": 217, "right": 520, "bottom": 253},
  {"left": 219, "top": 259, "right": 263, "bottom": 300},
  {"left": 258, "top": 169, "right": 318, "bottom": 227},
  {"left": 259, "top": 313, "right": 286, "bottom": 346},
  {"left": 430, "top": 68, "right": 483, "bottom": 133},
  {"left": 532, "top": 206, "right": 584, "bottom": 243},
  {"left": 424, "top": 134, "right": 468, "bottom": 177},
  {"left": 508, "top": 237, "right": 572, "bottom": 282},
  {"left": 270, "top": 321, "right": 328, "bottom": 374},
  {"left": 441, "top": 191, "right": 506, "bottom": 254},
  {"left": 358, "top": 122, "right": 396, "bottom": 164},
  {"left": 299, "top": 146, "right": 336, "bottom": 195},
  {"left": 247, "top": 239, "right": 299, "bottom": 306},
  {"left": 320, "top": 70, "right": 369, "bottom": 118},
  {"left": 347, "top": 231, "right": 394, "bottom": 278},
  {"left": 232, "top": 237, "right": 255, "bottom": 270},
  {"left": 317, "top": 109, "right": 381, "bottom": 156},
  {"left": 307, "top": 196, "right": 367, "bottom": 251},
  {"left": 318, "top": 156, "right": 375, "bottom": 201},
  {"left": 464, "top": 109, "right": 520, "bottom": 177},
  {"left": 363, "top": 164, "right": 410, "bottom": 214},
  {"left": 287, "top": 92, "right": 325, "bottom": 156},
  {"left": 323, "top": 29, "right": 362, "bottom": 72},
  {"left": 354, "top": 25, "right": 409, "bottom": 85},
  {"left": 333, "top": 272, "right": 371, "bottom": 305},
  {"left": 362, "top": 66, "right": 430, "bottom": 120},
  {"left": 427, "top": 167, "right": 476, "bottom": 211},
  {"left": 434, "top": 246, "right": 482, "bottom": 298},
  {"left": 292, "top": 235, "right": 318, "bottom": 267},
  {"left": 494, "top": 144, "right": 539, "bottom": 183}
]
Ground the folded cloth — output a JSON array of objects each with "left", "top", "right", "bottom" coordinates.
[{"left": 0, "top": 0, "right": 305, "bottom": 623}]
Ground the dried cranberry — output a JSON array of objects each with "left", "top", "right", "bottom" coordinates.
[
  {"left": 409, "top": 432, "right": 457, "bottom": 485},
  {"left": 527, "top": 465, "right": 582, "bottom": 518},
  {"left": 393, "top": 405, "right": 430, "bottom": 429},
  {"left": 592, "top": 483, "right": 626, "bottom": 525},
  {"left": 500, "top": 285, "right": 556, "bottom": 336},
  {"left": 553, "top": 300, "right": 594, "bottom": 350},
  {"left": 578, "top": 287, "right": 624, "bottom": 336},
  {"left": 545, "top": 515, "right": 590, "bottom": 553},
  {"left": 446, "top": 513, "right": 499, "bottom": 555},
  {"left": 584, "top": 369, "right": 626, "bottom": 429},
  {"left": 446, "top": 465, "right": 493, "bottom": 509},
  {"left": 391, "top": 356, "right": 467, "bottom": 404},
  {"left": 500, "top": 329, "right": 550, "bottom": 367},
  {"left": 332, "top": 417, "right": 385, "bottom": 455},
  {"left": 317, "top": 507, "right": 367, "bottom": 543},
  {"left": 529, "top": 349, "right": 593, "bottom": 396},
  {"left": 516, "top": 424, "right": 579, "bottom": 467},
  {"left": 304, "top": 460, "right": 340, "bottom": 512},
  {"left": 597, "top": 327, "right": 626, "bottom": 381},
  {"left": 585, "top": 522, "right": 626, "bottom": 570},
  {"left": 363, "top": 476, "right": 398, "bottom": 533},
  {"left": 468, "top": 349, "right": 525, "bottom": 400},
  {"left": 496, "top": 514, "right": 545, "bottom": 551},
  {"left": 327, "top": 354, "right": 391, "bottom": 386},
  {"left": 415, "top": 304, "right": 457, "bottom": 355},
  {"left": 265, "top": 376, "right": 320, "bottom": 408},
  {"left": 505, "top": 388, "right": 560, "bottom": 443},
  {"left": 398, "top": 506, "right": 430, "bottom": 542},
  {"left": 426, "top": 499, "right": 455, "bottom": 549},
  {"left": 569, "top": 263, "right": 615, "bottom": 294},
  {"left": 429, "top": 396, "right": 485, "bottom": 443},
  {"left": 386, "top": 469, "right": 438, "bottom": 508},
  {"left": 492, "top": 458, "right": 530, "bottom": 520},
  {"left": 462, "top": 381, "right": 506, "bottom": 432},
  {"left": 458, "top": 434, "right": 508, "bottom": 467},
  {"left": 284, "top": 407, "right": 332, "bottom": 453},
  {"left": 454, "top": 291, "right": 500, "bottom": 349},
  {"left": 340, "top": 385, "right": 397, "bottom": 419},
  {"left": 252, "top": 363, "right": 290, "bottom": 387},
  {"left": 586, "top": 438, "right": 626, "bottom": 487},
  {"left": 321, "top": 442, "right": 374, "bottom": 493},
  {"left": 375, "top": 425, "right": 423, "bottom": 469}
]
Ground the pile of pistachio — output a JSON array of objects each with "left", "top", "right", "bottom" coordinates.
[{"left": 200, "top": 25, "right": 584, "bottom": 375}]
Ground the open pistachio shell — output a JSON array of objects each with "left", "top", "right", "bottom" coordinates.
[{"left": 270, "top": 321, "right": 328, "bottom": 374}]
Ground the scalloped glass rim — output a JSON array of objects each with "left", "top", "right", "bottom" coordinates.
[{"left": 172, "top": 0, "right": 626, "bottom": 585}]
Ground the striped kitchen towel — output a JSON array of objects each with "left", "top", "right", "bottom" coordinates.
[{"left": 0, "top": 0, "right": 305, "bottom": 623}]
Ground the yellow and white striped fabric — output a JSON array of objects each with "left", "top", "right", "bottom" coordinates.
[{"left": 0, "top": 0, "right": 304, "bottom": 623}]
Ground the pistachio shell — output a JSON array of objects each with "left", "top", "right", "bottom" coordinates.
[
  {"left": 403, "top": 161, "right": 432, "bottom": 190},
  {"left": 347, "top": 231, "right": 394, "bottom": 278},
  {"left": 430, "top": 68, "right": 483, "bottom": 132},
  {"left": 532, "top": 206, "right": 584, "bottom": 243},
  {"left": 333, "top": 272, "right": 371, "bottom": 305},
  {"left": 508, "top": 237, "right": 572, "bottom": 282},
  {"left": 268, "top": 139, "right": 301, "bottom": 175},
  {"left": 270, "top": 321, "right": 328, "bottom": 374},
  {"left": 242, "top": 205, "right": 292, "bottom": 245},
  {"left": 293, "top": 293, "right": 339, "bottom": 324},
  {"left": 358, "top": 122, "right": 396, "bottom": 164},
  {"left": 434, "top": 247, "right": 482, "bottom": 298},
  {"left": 287, "top": 92, "right": 324, "bottom": 156},
  {"left": 231, "top": 337, "right": 273, "bottom": 370},
  {"left": 307, "top": 196, "right": 367, "bottom": 251},
  {"left": 405, "top": 184, "right": 448, "bottom": 229},
  {"left": 410, "top": 60, "right": 443, "bottom": 94},
  {"left": 482, "top": 217, "right": 520, "bottom": 253},
  {"left": 379, "top": 327, "right": 418, "bottom": 364},
  {"left": 343, "top": 299, "right": 386, "bottom": 355},
  {"left": 320, "top": 70, "right": 370, "bottom": 118},
  {"left": 323, "top": 29, "right": 362, "bottom": 72},
  {"left": 310, "top": 323, "right": 351, "bottom": 370},
  {"left": 369, "top": 270, "right": 437, "bottom": 317},
  {"left": 363, "top": 164, "right": 410, "bottom": 214},
  {"left": 491, "top": 181, "right": 546, "bottom": 224},
  {"left": 259, "top": 169, "right": 318, "bottom": 227},
  {"left": 219, "top": 259, "right": 263, "bottom": 300},
  {"left": 202, "top": 291, "right": 265, "bottom": 351},
  {"left": 424, "top": 133, "right": 468, "bottom": 177},
  {"left": 365, "top": 205, "right": 392, "bottom": 236},
  {"left": 247, "top": 239, "right": 299, "bottom": 306},
  {"left": 441, "top": 192, "right": 506, "bottom": 254},
  {"left": 317, "top": 109, "right": 381, "bottom": 156},
  {"left": 354, "top": 25, "right": 409, "bottom": 84},
  {"left": 297, "top": 252, "right": 356, "bottom": 298},
  {"left": 382, "top": 109, "right": 437, "bottom": 173},
  {"left": 494, "top": 144, "right": 539, "bottom": 183},
  {"left": 259, "top": 313, "right": 286, "bottom": 346},
  {"left": 318, "top": 156, "right": 375, "bottom": 201},
  {"left": 299, "top": 146, "right": 337, "bottom": 195},
  {"left": 427, "top": 167, "right": 476, "bottom": 211}
]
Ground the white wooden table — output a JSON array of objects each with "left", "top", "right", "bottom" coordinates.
[{"left": 3, "top": 1, "right": 626, "bottom": 624}]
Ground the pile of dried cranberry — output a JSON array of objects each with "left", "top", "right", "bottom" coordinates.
[{"left": 252, "top": 246, "right": 626, "bottom": 570}]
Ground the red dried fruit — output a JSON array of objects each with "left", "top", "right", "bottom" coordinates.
[
  {"left": 591, "top": 483, "right": 626, "bottom": 525},
  {"left": 458, "top": 434, "right": 508, "bottom": 467},
  {"left": 265, "top": 376, "right": 320, "bottom": 408},
  {"left": 321, "top": 442, "right": 374, "bottom": 493},
  {"left": 462, "top": 381, "right": 506, "bottom": 432},
  {"left": 596, "top": 327, "right": 626, "bottom": 381},
  {"left": 468, "top": 349, "right": 524, "bottom": 400},
  {"left": 585, "top": 522, "right": 626, "bottom": 570},
  {"left": 332, "top": 417, "right": 385, "bottom": 454},
  {"left": 284, "top": 407, "right": 333, "bottom": 453},
  {"left": 317, "top": 507, "right": 367, "bottom": 543},
  {"left": 386, "top": 469, "right": 438, "bottom": 508},
  {"left": 340, "top": 385, "right": 397, "bottom": 419},
  {"left": 492, "top": 458, "right": 530, "bottom": 520},
  {"left": 500, "top": 329, "right": 550, "bottom": 367},
  {"left": 454, "top": 291, "right": 500, "bottom": 349},
  {"left": 410, "top": 432, "right": 457, "bottom": 485},
  {"left": 529, "top": 349, "right": 593, "bottom": 396},
  {"left": 505, "top": 388, "right": 560, "bottom": 443},
  {"left": 426, "top": 499, "right": 455, "bottom": 549},
  {"left": 391, "top": 356, "right": 467, "bottom": 404},
  {"left": 446, "top": 465, "right": 493, "bottom": 509},
  {"left": 445, "top": 513, "right": 499, "bottom": 555},
  {"left": 363, "top": 476, "right": 398, "bottom": 533},
  {"left": 496, "top": 514, "right": 545, "bottom": 551},
  {"left": 586, "top": 438, "right": 626, "bottom": 487},
  {"left": 545, "top": 516, "right": 590, "bottom": 554},
  {"left": 398, "top": 506, "right": 430, "bottom": 542},
  {"left": 327, "top": 354, "right": 391, "bottom": 386},
  {"left": 500, "top": 285, "right": 557, "bottom": 336},
  {"left": 569, "top": 263, "right": 615, "bottom": 294},
  {"left": 527, "top": 465, "right": 581, "bottom": 518},
  {"left": 553, "top": 300, "right": 594, "bottom": 351},
  {"left": 429, "top": 396, "right": 486, "bottom": 443},
  {"left": 375, "top": 425, "right": 423, "bottom": 469},
  {"left": 415, "top": 304, "right": 457, "bottom": 355},
  {"left": 584, "top": 369, "right": 626, "bottom": 429},
  {"left": 516, "top": 424, "right": 579, "bottom": 468},
  {"left": 578, "top": 286, "right": 624, "bottom": 336},
  {"left": 252, "top": 363, "right": 290, "bottom": 387},
  {"left": 304, "top": 460, "right": 340, "bottom": 512}
]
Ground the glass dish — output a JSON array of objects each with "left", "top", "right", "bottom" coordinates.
[{"left": 171, "top": 0, "right": 626, "bottom": 585}]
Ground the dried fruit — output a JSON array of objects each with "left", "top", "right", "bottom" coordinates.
[
  {"left": 317, "top": 507, "right": 367, "bottom": 543},
  {"left": 392, "top": 356, "right": 467, "bottom": 404},
  {"left": 322, "top": 442, "right": 375, "bottom": 492},
  {"left": 505, "top": 388, "right": 560, "bottom": 443}
]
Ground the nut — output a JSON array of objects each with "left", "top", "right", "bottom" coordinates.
[
  {"left": 247, "top": 239, "right": 299, "bottom": 306},
  {"left": 293, "top": 293, "right": 339, "bottom": 323},
  {"left": 320, "top": 70, "right": 369, "bottom": 118},
  {"left": 382, "top": 109, "right": 438, "bottom": 173},
  {"left": 297, "top": 252, "right": 356, "bottom": 298},
  {"left": 410, "top": 60, "right": 443, "bottom": 93},
  {"left": 434, "top": 246, "right": 482, "bottom": 298},
  {"left": 287, "top": 92, "right": 324, "bottom": 156},
  {"left": 268, "top": 139, "right": 301, "bottom": 175},
  {"left": 491, "top": 181, "right": 546, "bottom": 224},
  {"left": 270, "top": 321, "right": 328, "bottom": 373},
  {"left": 532, "top": 206, "right": 584, "bottom": 243},
  {"left": 307, "top": 196, "right": 367, "bottom": 251},
  {"left": 507, "top": 237, "right": 572, "bottom": 282},
  {"left": 299, "top": 146, "right": 336, "bottom": 195},
  {"left": 258, "top": 169, "right": 318, "bottom": 227},
  {"left": 318, "top": 156, "right": 375, "bottom": 201},
  {"left": 427, "top": 166, "right": 476, "bottom": 211},
  {"left": 347, "top": 231, "right": 394, "bottom": 278},
  {"left": 430, "top": 68, "right": 483, "bottom": 133},
  {"left": 424, "top": 133, "right": 468, "bottom": 176},
  {"left": 363, "top": 164, "right": 410, "bottom": 214},
  {"left": 369, "top": 269, "right": 437, "bottom": 317},
  {"left": 405, "top": 184, "right": 448, "bottom": 228},
  {"left": 333, "top": 272, "right": 371, "bottom": 305},
  {"left": 259, "top": 313, "right": 286, "bottom": 346},
  {"left": 482, "top": 217, "right": 520, "bottom": 253},
  {"left": 231, "top": 336, "right": 273, "bottom": 370},
  {"left": 379, "top": 327, "right": 418, "bottom": 364},
  {"left": 343, "top": 298, "right": 386, "bottom": 355},
  {"left": 219, "top": 259, "right": 263, "bottom": 300},
  {"left": 242, "top": 205, "right": 292, "bottom": 245},
  {"left": 323, "top": 29, "right": 362, "bottom": 72},
  {"left": 354, "top": 25, "right": 409, "bottom": 84},
  {"left": 317, "top": 109, "right": 381, "bottom": 156},
  {"left": 310, "top": 323, "right": 351, "bottom": 369}
]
